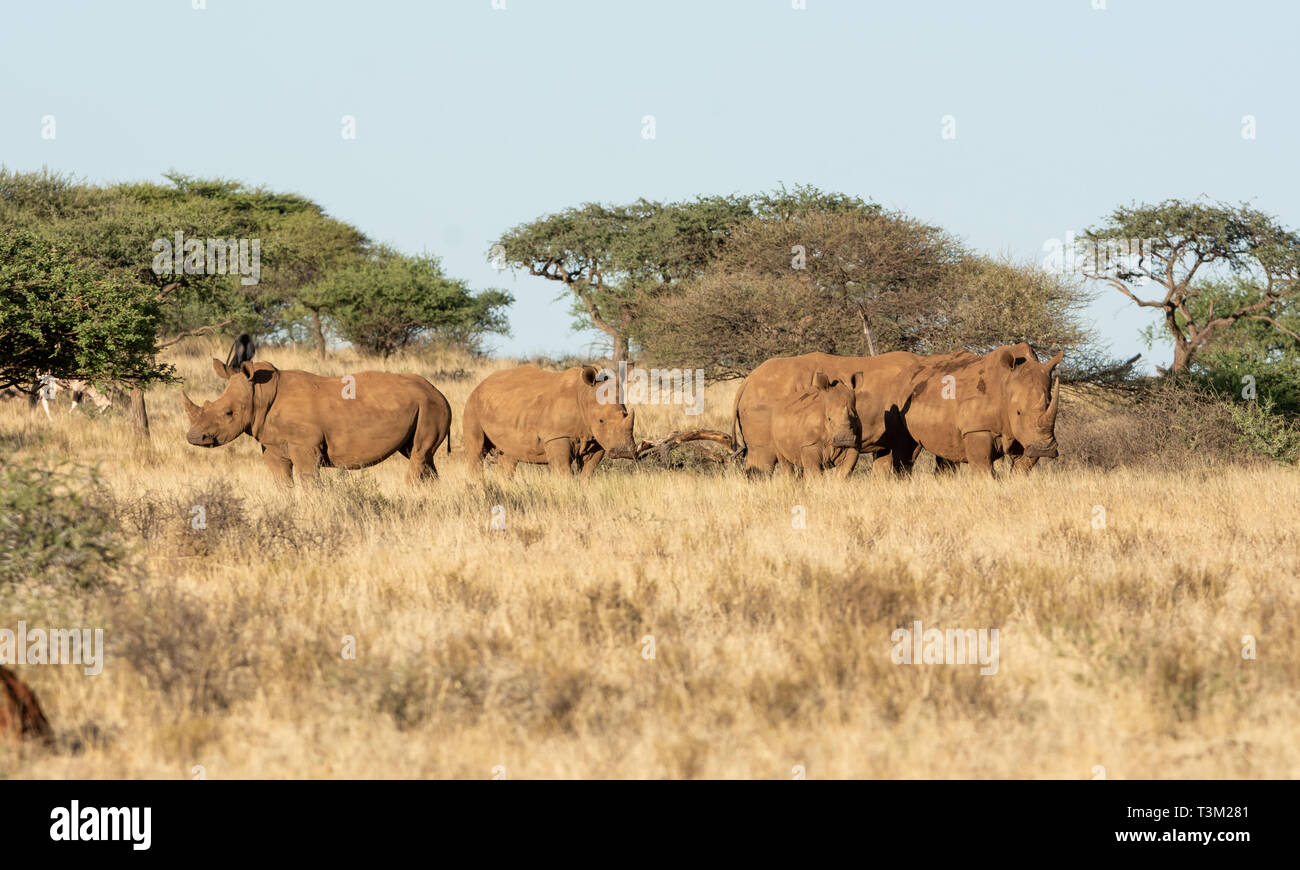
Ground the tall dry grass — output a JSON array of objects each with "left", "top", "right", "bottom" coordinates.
[{"left": 1, "top": 340, "right": 1297, "bottom": 778}]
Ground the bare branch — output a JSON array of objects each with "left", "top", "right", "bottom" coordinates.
[
  {"left": 634, "top": 429, "right": 737, "bottom": 463},
  {"left": 157, "top": 319, "right": 234, "bottom": 349},
  {"left": 1247, "top": 315, "right": 1300, "bottom": 343}
]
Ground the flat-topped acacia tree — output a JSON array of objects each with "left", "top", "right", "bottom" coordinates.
[
  {"left": 492, "top": 186, "right": 871, "bottom": 364},
  {"left": 1082, "top": 199, "right": 1300, "bottom": 375}
]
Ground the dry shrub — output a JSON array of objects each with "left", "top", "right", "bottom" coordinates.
[
  {"left": 1058, "top": 381, "right": 1266, "bottom": 469},
  {"left": 108, "top": 482, "right": 330, "bottom": 558},
  {"left": 0, "top": 460, "right": 131, "bottom": 591},
  {"left": 110, "top": 583, "right": 263, "bottom": 714}
]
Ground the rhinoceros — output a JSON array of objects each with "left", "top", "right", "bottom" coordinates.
[
  {"left": 181, "top": 359, "right": 452, "bottom": 485},
  {"left": 899, "top": 342, "right": 1062, "bottom": 475},
  {"left": 736, "top": 371, "right": 862, "bottom": 477},
  {"left": 463, "top": 364, "right": 636, "bottom": 478},
  {"left": 0, "top": 666, "right": 52, "bottom": 745},
  {"left": 734, "top": 350, "right": 926, "bottom": 475}
]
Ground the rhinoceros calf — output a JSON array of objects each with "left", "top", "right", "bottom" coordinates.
[
  {"left": 463, "top": 364, "right": 636, "bottom": 478},
  {"left": 181, "top": 360, "right": 452, "bottom": 485},
  {"left": 735, "top": 351, "right": 923, "bottom": 475},
  {"left": 0, "top": 666, "right": 52, "bottom": 745},
  {"left": 737, "top": 371, "right": 863, "bottom": 478},
  {"left": 901, "top": 343, "right": 1062, "bottom": 476}
]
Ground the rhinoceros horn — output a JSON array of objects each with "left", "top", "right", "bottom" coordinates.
[
  {"left": 1042, "top": 371, "right": 1061, "bottom": 428},
  {"left": 180, "top": 390, "right": 202, "bottom": 423}
]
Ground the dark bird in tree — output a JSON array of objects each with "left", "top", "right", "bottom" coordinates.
[{"left": 225, "top": 334, "right": 257, "bottom": 371}]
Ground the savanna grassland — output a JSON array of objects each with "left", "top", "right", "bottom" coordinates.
[{"left": 3, "top": 340, "right": 1298, "bottom": 779}]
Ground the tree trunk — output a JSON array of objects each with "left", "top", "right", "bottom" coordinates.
[
  {"left": 856, "top": 305, "right": 877, "bottom": 356},
  {"left": 1168, "top": 340, "right": 1192, "bottom": 375},
  {"left": 129, "top": 386, "right": 150, "bottom": 439},
  {"left": 311, "top": 310, "right": 327, "bottom": 361},
  {"left": 614, "top": 333, "right": 629, "bottom": 365}
]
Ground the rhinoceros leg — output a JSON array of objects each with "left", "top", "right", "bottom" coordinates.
[
  {"left": 1011, "top": 455, "right": 1039, "bottom": 475},
  {"left": 961, "top": 432, "right": 997, "bottom": 477},
  {"left": 579, "top": 448, "right": 605, "bottom": 478},
  {"left": 544, "top": 438, "right": 576, "bottom": 476},
  {"left": 261, "top": 445, "right": 295, "bottom": 486},
  {"left": 934, "top": 456, "right": 961, "bottom": 475},
  {"left": 871, "top": 450, "right": 896, "bottom": 476},
  {"left": 499, "top": 456, "right": 518, "bottom": 479},
  {"left": 832, "top": 447, "right": 860, "bottom": 480},
  {"left": 464, "top": 417, "right": 489, "bottom": 479},
  {"left": 404, "top": 441, "right": 438, "bottom": 484},
  {"left": 743, "top": 444, "right": 777, "bottom": 475},
  {"left": 406, "top": 456, "right": 437, "bottom": 484},
  {"left": 405, "top": 402, "right": 447, "bottom": 484},
  {"left": 800, "top": 445, "right": 826, "bottom": 475},
  {"left": 289, "top": 445, "right": 323, "bottom": 484}
]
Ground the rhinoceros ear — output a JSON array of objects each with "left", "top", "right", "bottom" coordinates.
[
  {"left": 241, "top": 361, "right": 277, "bottom": 383},
  {"left": 993, "top": 347, "right": 1030, "bottom": 370},
  {"left": 1012, "top": 341, "right": 1040, "bottom": 363},
  {"left": 212, "top": 358, "right": 236, "bottom": 380},
  {"left": 580, "top": 365, "right": 600, "bottom": 386},
  {"left": 812, "top": 371, "right": 831, "bottom": 390}
]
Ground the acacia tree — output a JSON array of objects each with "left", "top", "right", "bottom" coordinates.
[
  {"left": 1082, "top": 200, "right": 1300, "bottom": 375},
  {"left": 931, "top": 255, "right": 1095, "bottom": 357},
  {"left": 261, "top": 208, "right": 368, "bottom": 358},
  {"left": 493, "top": 186, "right": 879, "bottom": 363},
  {"left": 493, "top": 197, "right": 743, "bottom": 362},
  {"left": 0, "top": 228, "right": 165, "bottom": 392},
  {"left": 0, "top": 169, "right": 368, "bottom": 435},
  {"left": 314, "top": 246, "right": 511, "bottom": 357},
  {"left": 683, "top": 208, "right": 958, "bottom": 356},
  {"left": 1142, "top": 277, "right": 1300, "bottom": 412},
  {"left": 636, "top": 212, "right": 1099, "bottom": 379}
]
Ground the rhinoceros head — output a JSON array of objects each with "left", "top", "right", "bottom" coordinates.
[
  {"left": 811, "top": 370, "right": 863, "bottom": 449},
  {"left": 579, "top": 365, "right": 637, "bottom": 458},
  {"left": 996, "top": 346, "right": 1062, "bottom": 459},
  {"left": 180, "top": 359, "right": 277, "bottom": 448}
]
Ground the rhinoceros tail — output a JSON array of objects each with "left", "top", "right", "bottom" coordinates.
[
  {"left": 731, "top": 378, "right": 747, "bottom": 454},
  {"left": 444, "top": 401, "right": 453, "bottom": 453}
]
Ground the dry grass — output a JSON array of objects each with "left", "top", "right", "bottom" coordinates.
[{"left": 2, "top": 340, "right": 1298, "bottom": 779}]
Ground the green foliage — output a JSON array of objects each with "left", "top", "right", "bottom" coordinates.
[
  {"left": 633, "top": 211, "right": 1098, "bottom": 378},
  {"left": 1140, "top": 278, "right": 1300, "bottom": 415},
  {"left": 1227, "top": 398, "right": 1300, "bottom": 463},
  {"left": 0, "top": 461, "right": 129, "bottom": 589},
  {"left": 315, "top": 247, "right": 512, "bottom": 357},
  {"left": 494, "top": 185, "right": 878, "bottom": 356},
  {"left": 0, "top": 166, "right": 372, "bottom": 344},
  {"left": 1083, "top": 199, "right": 1300, "bottom": 374},
  {"left": 1065, "top": 378, "right": 1300, "bottom": 469},
  {"left": 2, "top": 167, "right": 503, "bottom": 360},
  {"left": 0, "top": 228, "right": 166, "bottom": 389},
  {"left": 497, "top": 184, "right": 1105, "bottom": 373}
]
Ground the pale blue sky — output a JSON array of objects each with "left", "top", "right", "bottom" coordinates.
[{"left": 3, "top": 0, "right": 1296, "bottom": 370}]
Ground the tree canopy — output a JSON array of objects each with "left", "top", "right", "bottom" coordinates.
[
  {"left": 0, "top": 228, "right": 164, "bottom": 390},
  {"left": 631, "top": 202, "right": 1097, "bottom": 378},
  {"left": 312, "top": 247, "right": 511, "bottom": 358},
  {"left": 1082, "top": 199, "right": 1300, "bottom": 375},
  {"left": 493, "top": 185, "right": 874, "bottom": 362},
  {"left": 0, "top": 167, "right": 511, "bottom": 434}
]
